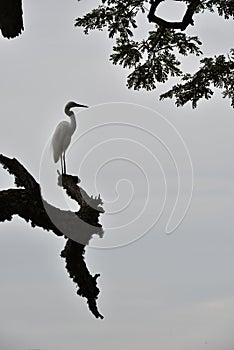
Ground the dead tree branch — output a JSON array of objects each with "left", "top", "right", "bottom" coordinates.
[{"left": 0, "top": 154, "right": 104, "bottom": 319}]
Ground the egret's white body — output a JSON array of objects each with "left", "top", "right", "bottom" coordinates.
[{"left": 52, "top": 101, "right": 88, "bottom": 174}]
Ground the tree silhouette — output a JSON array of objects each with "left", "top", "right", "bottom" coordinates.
[
  {"left": 76, "top": 0, "right": 234, "bottom": 108},
  {"left": 0, "top": 154, "right": 104, "bottom": 319},
  {"left": 0, "top": 0, "right": 24, "bottom": 38}
]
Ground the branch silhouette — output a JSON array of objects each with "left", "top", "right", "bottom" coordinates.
[
  {"left": 148, "top": 0, "right": 201, "bottom": 30},
  {"left": 0, "top": 0, "right": 24, "bottom": 38},
  {"left": 0, "top": 154, "right": 104, "bottom": 319}
]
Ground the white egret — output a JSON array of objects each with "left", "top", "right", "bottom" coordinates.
[{"left": 52, "top": 101, "right": 88, "bottom": 174}]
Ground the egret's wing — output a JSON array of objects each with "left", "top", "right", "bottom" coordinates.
[{"left": 51, "top": 121, "right": 69, "bottom": 163}]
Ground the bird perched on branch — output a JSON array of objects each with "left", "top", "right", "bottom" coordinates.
[{"left": 52, "top": 101, "right": 88, "bottom": 175}]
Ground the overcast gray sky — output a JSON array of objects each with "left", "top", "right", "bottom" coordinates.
[{"left": 0, "top": 1, "right": 234, "bottom": 349}]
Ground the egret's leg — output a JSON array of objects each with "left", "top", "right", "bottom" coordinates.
[
  {"left": 60, "top": 156, "right": 64, "bottom": 174},
  {"left": 63, "top": 152, "right": 66, "bottom": 174}
]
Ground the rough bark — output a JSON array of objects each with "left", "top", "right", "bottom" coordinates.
[{"left": 0, "top": 154, "right": 104, "bottom": 319}]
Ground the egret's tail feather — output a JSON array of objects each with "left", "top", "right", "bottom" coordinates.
[{"left": 53, "top": 153, "right": 59, "bottom": 163}]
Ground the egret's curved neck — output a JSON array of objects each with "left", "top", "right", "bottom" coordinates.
[{"left": 65, "top": 109, "right": 76, "bottom": 134}]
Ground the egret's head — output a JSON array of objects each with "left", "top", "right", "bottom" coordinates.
[{"left": 65, "top": 101, "right": 88, "bottom": 116}]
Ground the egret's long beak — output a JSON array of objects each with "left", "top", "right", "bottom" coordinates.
[{"left": 74, "top": 103, "right": 88, "bottom": 108}]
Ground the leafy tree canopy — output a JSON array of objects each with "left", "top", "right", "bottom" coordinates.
[{"left": 76, "top": 0, "right": 234, "bottom": 108}]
